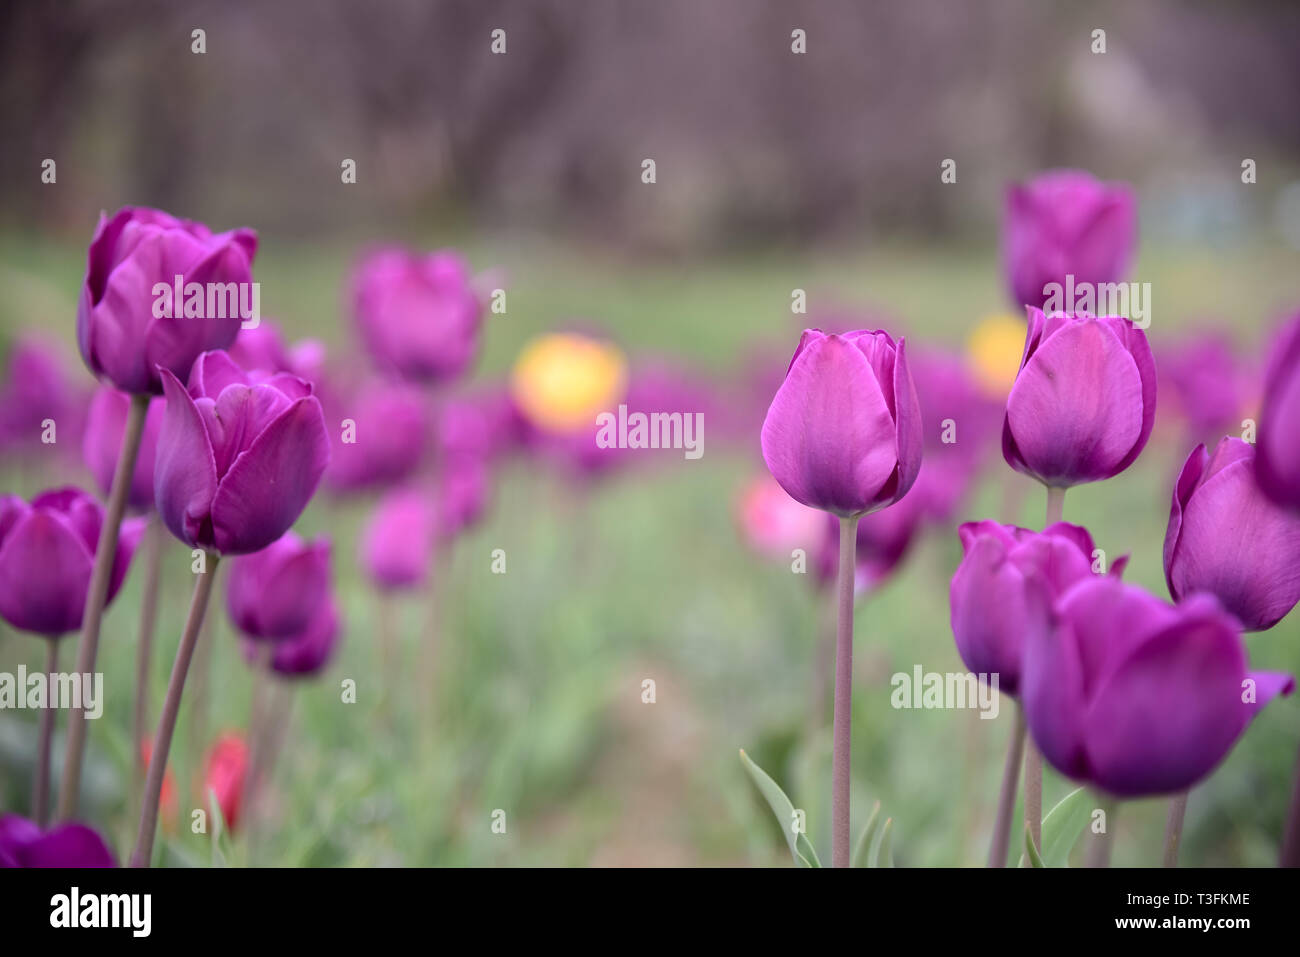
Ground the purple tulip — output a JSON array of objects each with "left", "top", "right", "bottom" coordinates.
[
  {"left": 761, "top": 329, "right": 922, "bottom": 517},
  {"left": 226, "top": 532, "right": 332, "bottom": 642},
  {"left": 322, "top": 378, "right": 431, "bottom": 493},
  {"left": 1164, "top": 437, "right": 1300, "bottom": 631},
  {"left": 155, "top": 351, "right": 329, "bottom": 555},
  {"left": 1002, "top": 308, "right": 1156, "bottom": 488},
  {"left": 1257, "top": 312, "right": 1300, "bottom": 511},
  {"left": 360, "top": 488, "right": 439, "bottom": 591},
  {"left": 1003, "top": 169, "right": 1136, "bottom": 310},
  {"left": 243, "top": 597, "right": 341, "bottom": 678},
  {"left": 0, "top": 488, "right": 144, "bottom": 637},
  {"left": 950, "top": 521, "right": 1105, "bottom": 696},
  {"left": 438, "top": 455, "right": 490, "bottom": 541},
  {"left": 82, "top": 387, "right": 165, "bottom": 511},
  {"left": 76, "top": 206, "right": 257, "bottom": 394},
  {"left": 1157, "top": 332, "right": 1249, "bottom": 440},
  {"left": 0, "top": 814, "right": 116, "bottom": 867},
  {"left": 1023, "top": 576, "right": 1293, "bottom": 797},
  {"left": 437, "top": 390, "right": 524, "bottom": 463},
  {"left": 352, "top": 247, "right": 484, "bottom": 383},
  {"left": 0, "top": 335, "right": 89, "bottom": 458}
]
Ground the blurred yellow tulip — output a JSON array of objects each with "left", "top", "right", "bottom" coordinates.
[
  {"left": 510, "top": 332, "right": 628, "bottom": 433},
  {"left": 967, "top": 313, "right": 1027, "bottom": 398}
]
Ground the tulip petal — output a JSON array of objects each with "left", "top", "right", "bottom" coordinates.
[
  {"left": 1006, "top": 318, "right": 1145, "bottom": 485},
  {"left": 210, "top": 396, "right": 329, "bottom": 554},
  {"left": 0, "top": 511, "right": 93, "bottom": 635},
  {"left": 761, "top": 334, "right": 899, "bottom": 516},
  {"left": 1244, "top": 671, "right": 1295, "bottom": 720},
  {"left": 155, "top": 369, "right": 218, "bottom": 548}
]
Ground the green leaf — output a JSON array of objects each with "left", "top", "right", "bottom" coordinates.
[
  {"left": 851, "top": 801, "right": 882, "bottom": 868},
  {"left": 208, "top": 787, "right": 232, "bottom": 868},
  {"left": 872, "top": 818, "right": 895, "bottom": 868},
  {"left": 739, "top": 749, "right": 821, "bottom": 867},
  {"left": 1039, "top": 787, "right": 1092, "bottom": 867},
  {"left": 1024, "top": 822, "right": 1044, "bottom": 868},
  {"left": 1018, "top": 787, "right": 1092, "bottom": 867}
]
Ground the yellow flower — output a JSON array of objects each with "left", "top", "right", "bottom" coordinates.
[
  {"left": 967, "top": 313, "right": 1027, "bottom": 398},
  {"left": 510, "top": 332, "right": 628, "bottom": 434}
]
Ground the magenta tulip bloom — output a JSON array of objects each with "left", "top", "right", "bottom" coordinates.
[
  {"left": 1257, "top": 312, "right": 1300, "bottom": 511},
  {"left": 77, "top": 206, "right": 257, "bottom": 394},
  {"left": 950, "top": 521, "right": 1105, "bottom": 695},
  {"left": 1003, "top": 169, "right": 1136, "bottom": 310},
  {"left": 243, "top": 598, "right": 341, "bottom": 678},
  {"left": 1023, "top": 577, "right": 1293, "bottom": 797},
  {"left": 226, "top": 532, "right": 332, "bottom": 642},
  {"left": 323, "top": 378, "right": 431, "bottom": 493},
  {"left": 1157, "top": 332, "right": 1249, "bottom": 439},
  {"left": 0, "top": 814, "right": 116, "bottom": 867},
  {"left": 0, "top": 488, "right": 144, "bottom": 637},
  {"left": 155, "top": 351, "right": 329, "bottom": 555},
  {"left": 0, "top": 335, "right": 89, "bottom": 458},
  {"left": 352, "top": 247, "right": 484, "bottom": 383},
  {"left": 1002, "top": 308, "right": 1156, "bottom": 488},
  {"left": 359, "top": 488, "right": 439, "bottom": 590},
  {"left": 82, "top": 387, "right": 165, "bottom": 511},
  {"left": 1164, "top": 437, "right": 1300, "bottom": 631},
  {"left": 761, "top": 329, "right": 922, "bottom": 517}
]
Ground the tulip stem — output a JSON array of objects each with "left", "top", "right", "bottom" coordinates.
[
  {"left": 131, "top": 554, "right": 220, "bottom": 868},
  {"left": 988, "top": 698, "right": 1025, "bottom": 867},
  {"left": 131, "top": 517, "right": 165, "bottom": 820},
  {"left": 32, "top": 639, "right": 60, "bottom": 827},
  {"left": 1281, "top": 742, "right": 1300, "bottom": 866},
  {"left": 1045, "top": 485, "right": 1065, "bottom": 525},
  {"left": 1163, "top": 791, "right": 1189, "bottom": 867},
  {"left": 57, "top": 391, "right": 150, "bottom": 822},
  {"left": 1087, "top": 796, "right": 1117, "bottom": 867},
  {"left": 831, "top": 514, "right": 860, "bottom": 868}
]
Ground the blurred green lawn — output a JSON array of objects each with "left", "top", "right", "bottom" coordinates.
[{"left": 1, "top": 233, "right": 1297, "bottom": 866}]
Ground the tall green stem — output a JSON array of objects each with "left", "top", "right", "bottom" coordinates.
[
  {"left": 988, "top": 699, "right": 1025, "bottom": 867},
  {"left": 57, "top": 392, "right": 149, "bottom": 821},
  {"left": 831, "top": 514, "right": 859, "bottom": 868},
  {"left": 1163, "top": 792, "right": 1189, "bottom": 867},
  {"left": 131, "top": 555, "right": 219, "bottom": 867},
  {"left": 32, "top": 639, "right": 60, "bottom": 827}
]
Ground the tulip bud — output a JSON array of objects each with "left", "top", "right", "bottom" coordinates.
[
  {"left": 761, "top": 329, "right": 922, "bottom": 517},
  {"left": 352, "top": 247, "right": 484, "bottom": 383},
  {"left": 1164, "top": 437, "right": 1300, "bottom": 631},
  {"left": 949, "top": 521, "right": 1101, "bottom": 695},
  {"left": 82, "top": 387, "right": 165, "bottom": 511},
  {"left": 0, "top": 814, "right": 116, "bottom": 867},
  {"left": 1002, "top": 308, "right": 1156, "bottom": 488},
  {"left": 1023, "top": 578, "right": 1293, "bottom": 797},
  {"left": 1256, "top": 312, "right": 1300, "bottom": 512},
  {"left": 226, "top": 533, "right": 333, "bottom": 642},
  {"left": 246, "top": 598, "right": 341, "bottom": 679},
  {"left": 76, "top": 206, "right": 257, "bottom": 394},
  {"left": 1002, "top": 169, "right": 1136, "bottom": 311},
  {"left": 0, "top": 488, "right": 144, "bottom": 637},
  {"left": 154, "top": 351, "right": 329, "bottom": 555}
]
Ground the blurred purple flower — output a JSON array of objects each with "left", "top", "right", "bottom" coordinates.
[
  {"left": 82, "top": 387, "right": 165, "bottom": 511},
  {"left": 0, "top": 487, "right": 144, "bottom": 637},
  {"left": 352, "top": 247, "right": 484, "bottom": 383},
  {"left": 359, "top": 487, "right": 439, "bottom": 591},
  {"left": 0, "top": 814, "right": 116, "bottom": 867},
  {"left": 226, "top": 532, "right": 332, "bottom": 642},
  {"left": 322, "top": 377, "right": 431, "bottom": 493},
  {"left": 1157, "top": 332, "right": 1250, "bottom": 439},
  {"left": 1256, "top": 311, "right": 1300, "bottom": 512},
  {"left": 0, "top": 335, "right": 89, "bottom": 459},
  {"left": 1003, "top": 169, "right": 1136, "bottom": 311}
]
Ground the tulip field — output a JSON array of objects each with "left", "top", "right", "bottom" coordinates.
[{"left": 1, "top": 221, "right": 1297, "bottom": 871}]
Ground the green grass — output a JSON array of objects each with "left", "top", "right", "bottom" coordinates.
[{"left": 1, "top": 234, "right": 1297, "bottom": 866}]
